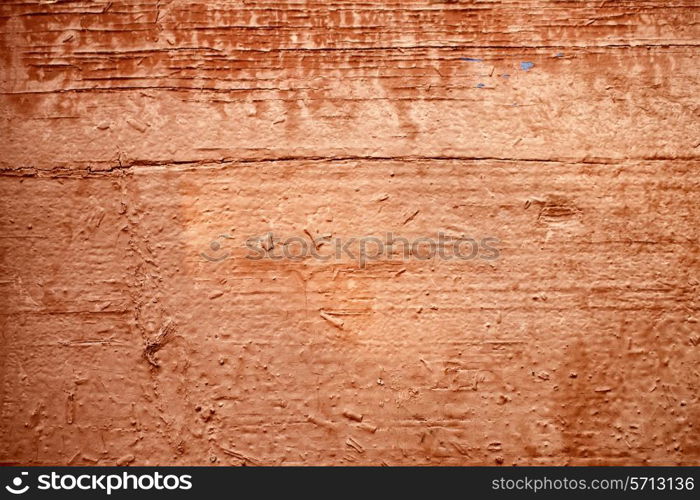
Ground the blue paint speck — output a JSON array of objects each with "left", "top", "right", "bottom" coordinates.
[
  {"left": 476, "top": 83, "right": 485, "bottom": 88},
  {"left": 520, "top": 61, "right": 534, "bottom": 71},
  {"left": 501, "top": 74, "right": 510, "bottom": 79},
  {"left": 461, "top": 57, "right": 483, "bottom": 62},
  {"left": 555, "top": 53, "right": 564, "bottom": 58}
]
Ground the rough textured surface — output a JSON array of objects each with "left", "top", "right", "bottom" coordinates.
[{"left": 0, "top": 1, "right": 699, "bottom": 466}]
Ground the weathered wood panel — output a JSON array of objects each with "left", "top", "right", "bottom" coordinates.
[{"left": 0, "top": 1, "right": 698, "bottom": 465}]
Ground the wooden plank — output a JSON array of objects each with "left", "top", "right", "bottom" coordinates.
[
  {"left": 0, "top": 0, "right": 698, "bottom": 466},
  {"left": 1, "top": 159, "right": 698, "bottom": 464},
  {"left": 2, "top": 46, "right": 698, "bottom": 169}
]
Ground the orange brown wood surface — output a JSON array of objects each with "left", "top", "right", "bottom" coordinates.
[{"left": 0, "top": 1, "right": 698, "bottom": 465}]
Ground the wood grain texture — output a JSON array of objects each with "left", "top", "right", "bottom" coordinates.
[{"left": 0, "top": 1, "right": 698, "bottom": 466}]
